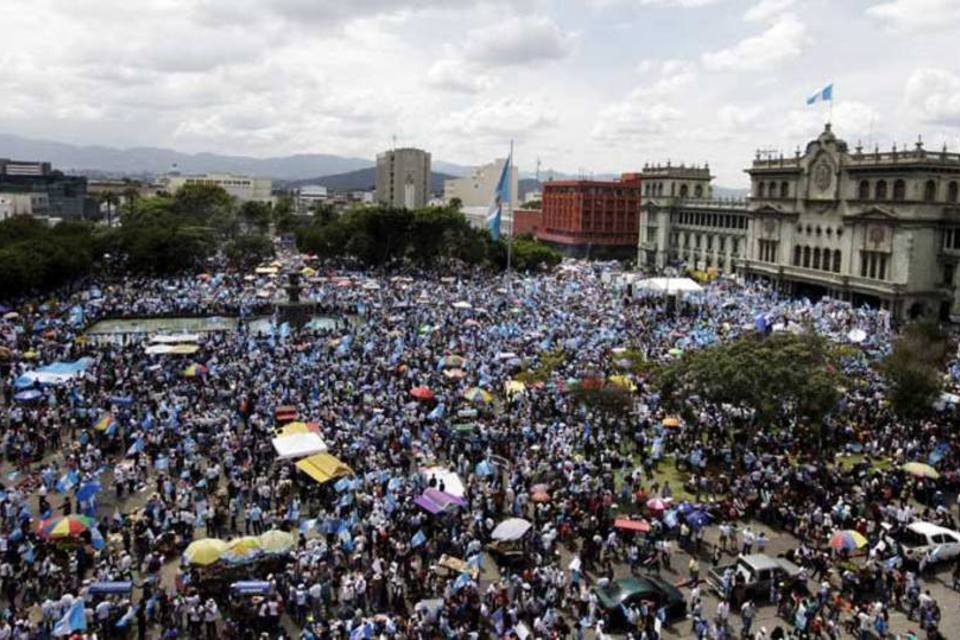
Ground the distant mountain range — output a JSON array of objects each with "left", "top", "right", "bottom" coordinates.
[
  {"left": 0, "top": 133, "right": 749, "bottom": 197},
  {"left": 287, "top": 168, "right": 454, "bottom": 194}
]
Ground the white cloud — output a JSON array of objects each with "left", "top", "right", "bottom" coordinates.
[
  {"left": 463, "top": 16, "right": 576, "bottom": 67},
  {"left": 783, "top": 101, "right": 879, "bottom": 140},
  {"left": 717, "top": 104, "right": 764, "bottom": 130},
  {"left": 594, "top": 0, "right": 723, "bottom": 7},
  {"left": 904, "top": 67, "right": 960, "bottom": 127},
  {"left": 426, "top": 58, "right": 498, "bottom": 94},
  {"left": 439, "top": 98, "right": 558, "bottom": 138},
  {"left": 866, "top": 0, "right": 960, "bottom": 34},
  {"left": 743, "top": 0, "right": 796, "bottom": 22},
  {"left": 701, "top": 13, "right": 807, "bottom": 71},
  {"left": 592, "top": 101, "right": 683, "bottom": 140}
]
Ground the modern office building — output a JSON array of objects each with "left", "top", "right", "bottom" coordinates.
[
  {"left": 638, "top": 124, "right": 960, "bottom": 320},
  {"left": 162, "top": 173, "right": 274, "bottom": 204},
  {"left": 375, "top": 148, "right": 431, "bottom": 209},
  {"left": 296, "top": 185, "right": 329, "bottom": 213},
  {"left": 0, "top": 159, "right": 94, "bottom": 219},
  {"left": 537, "top": 174, "right": 643, "bottom": 258},
  {"left": 444, "top": 158, "right": 519, "bottom": 232}
]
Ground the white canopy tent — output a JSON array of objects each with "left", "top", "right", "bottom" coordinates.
[
  {"left": 271, "top": 433, "right": 328, "bottom": 460},
  {"left": 635, "top": 277, "right": 703, "bottom": 294},
  {"left": 491, "top": 517, "right": 532, "bottom": 541}
]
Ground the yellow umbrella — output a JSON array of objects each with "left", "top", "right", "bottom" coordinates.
[
  {"left": 259, "top": 529, "right": 296, "bottom": 554},
  {"left": 183, "top": 538, "right": 227, "bottom": 566},
  {"left": 901, "top": 462, "right": 940, "bottom": 479},
  {"left": 505, "top": 380, "right": 526, "bottom": 398},
  {"left": 301, "top": 266, "right": 317, "bottom": 277},
  {"left": 608, "top": 375, "right": 637, "bottom": 393},
  {"left": 463, "top": 387, "right": 493, "bottom": 404}
]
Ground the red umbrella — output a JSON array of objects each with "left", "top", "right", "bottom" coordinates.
[
  {"left": 410, "top": 387, "right": 435, "bottom": 402},
  {"left": 614, "top": 518, "right": 652, "bottom": 534}
]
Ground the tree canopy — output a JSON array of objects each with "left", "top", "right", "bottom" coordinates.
[
  {"left": 656, "top": 332, "right": 844, "bottom": 437},
  {"left": 879, "top": 321, "right": 951, "bottom": 418}
]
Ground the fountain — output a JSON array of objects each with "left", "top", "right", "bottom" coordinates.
[{"left": 276, "top": 270, "right": 315, "bottom": 329}]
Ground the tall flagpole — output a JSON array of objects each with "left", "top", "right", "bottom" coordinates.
[{"left": 506, "top": 139, "right": 514, "bottom": 292}]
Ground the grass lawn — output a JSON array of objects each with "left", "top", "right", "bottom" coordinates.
[
  {"left": 613, "top": 453, "right": 697, "bottom": 510},
  {"left": 834, "top": 452, "right": 892, "bottom": 472}
]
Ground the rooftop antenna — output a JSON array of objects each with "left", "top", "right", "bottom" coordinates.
[
  {"left": 392, "top": 134, "right": 397, "bottom": 152},
  {"left": 535, "top": 157, "right": 542, "bottom": 183}
]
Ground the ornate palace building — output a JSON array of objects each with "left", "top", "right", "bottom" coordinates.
[{"left": 638, "top": 125, "right": 960, "bottom": 321}]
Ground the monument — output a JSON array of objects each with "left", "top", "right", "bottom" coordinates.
[{"left": 276, "top": 270, "right": 315, "bottom": 329}]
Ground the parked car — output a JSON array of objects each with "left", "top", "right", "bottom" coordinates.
[
  {"left": 593, "top": 576, "right": 686, "bottom": 630},
  {"left": 707, "top": 554, "right": 804, "bottom": 605},
  {"left": 892, "top": 521, "right": 960, "bottom": 565}
]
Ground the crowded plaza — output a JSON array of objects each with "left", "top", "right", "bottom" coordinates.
[{"left": 0, "top": 253, "right": 958, "bottom": 640}]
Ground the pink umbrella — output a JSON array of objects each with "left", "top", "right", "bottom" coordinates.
[{"left": 646, "top": 498, "right": 669, "bottom": 512}]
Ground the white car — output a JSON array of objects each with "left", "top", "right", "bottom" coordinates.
[{"left": 896, "top": 522, "right": 960, "bottom": 563}]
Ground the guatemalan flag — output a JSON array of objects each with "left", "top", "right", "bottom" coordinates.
[
  {"left": 485, "top": 153, "right": 512, "bottom": 242},
  {"left": 806, "top": 83, "right": 833, "bottom": 105}
]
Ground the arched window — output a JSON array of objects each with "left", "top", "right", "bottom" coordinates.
[
  {"left": 924, "top": 179, "right": 936, "bottom": 202},
  {"left": 757, "top": 182, "right": 766, "bottom": 198},
  {"left": 780, "top": 182, "right": 789, "bottom": 198},
  {"left": 893, "top": 179, "right": 906, "bottom": 201},
  {"left": 875, "top": 180, "right": 887, "bottom": 200},
  {"left": 694, "top": 185, "right": 703, "bottom": 198},
  {"left": 813, "top": 247, "right": 821, "bottom": 270},
  {"left": 803, "top": 246, "right": 811, "bottom": 268},
  {"left": 858, "top": 180, "right": 870, "bottom": 200},
  {"left": 679, "top": 184, "right": 689, "bottom": 198},
  {"left": 950, "top": 181, "right": 959, "bottom": 203},
  {"left": 793, "top": 246, "right": 801, "bottom": 266},
  {"left": 833, "top": 249, "right": 841, "bottom": 273}
]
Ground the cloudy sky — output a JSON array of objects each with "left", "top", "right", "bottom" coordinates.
[{"left": 1, "top": 0, "right": 959, "bottom": 186}]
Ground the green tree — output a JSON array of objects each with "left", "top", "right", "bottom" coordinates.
[
  {"left": 224, "top": 234, "right": 275, "bottom": 269},
  {"left": 656, "top": 332, "right": 844, "bottom": 446},
  {"left": 880, "top": 321, "right": 950, "bottom": 418},
  {"left": 239, "top": 201, "right": 273, "bottom": 234}
]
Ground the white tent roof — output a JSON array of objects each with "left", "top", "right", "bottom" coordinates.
[
  {"left": 420, "top": 466, "right": 466, "bottom": 498},
  {"left": 150, "top": 333, "right": 201, "bottom": 344},
  {"left": 636, "top": 277, "right": 703, "bottom": 294},
  {"left": 491, "top": 517, "right": 532, "bottom": 541},
  {"left": 271, "top": 433, "right": 328, "bottom": 460}
]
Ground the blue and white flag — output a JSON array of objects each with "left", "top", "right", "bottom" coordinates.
[
  {"left": 411, "top": 529, "right": 426, "bottom": 548},
  {"left": 806, "top": 83, "right": 833, "bottom": 105},
  {"left": 485, "top": 153, "right": 512, "bottom": 241},
  {"left": 53, "top": 600, "right": 87, "bottom": 636}
]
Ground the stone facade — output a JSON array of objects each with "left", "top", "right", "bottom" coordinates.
[
  {"left": 637, "top": 164, "right": 749, "bottom": 273},
  {"left": 638, "top": 125, "right": 960, "bottom": 321},
  {"left": 744, "top": 124, "right": 960, "bottom": 320}
]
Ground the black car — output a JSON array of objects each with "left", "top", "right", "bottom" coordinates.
[{"left": 593, "top": 576, "right": 687, "bottom": 630}]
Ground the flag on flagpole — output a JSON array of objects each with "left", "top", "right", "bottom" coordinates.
[
  {"left": 485, "top": 154, "right": 512, "bottom": 241},
  {"left": 806, "top": 83, "right": 833, "bottom": 105}
]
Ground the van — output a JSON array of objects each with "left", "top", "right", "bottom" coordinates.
[{"left": 896, "top": 522, "right": 960, "bottom": 563}]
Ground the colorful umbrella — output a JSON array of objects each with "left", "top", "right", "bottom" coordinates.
[
  {"left": 901, "top": 462, "right": 939, "bottom": 479},
  {"left": 531, "top": 490, "right": 551, "bottom": 503},
  {"left": 829, "top": 530, "right": 867, "bottom": 552},
  {"left": 608, "top": 375, "right": 637, "bottom": 393},
  {"left": 440, "top": 355, "right": 466, "bottom": 368},
  {"left": 443, "top": 368, "right": 467, "bottom": 380},
  {"left": 183, "top": 538, "right": 228, "bottom": 566},
  {"left": 93, "top": 413, "right": 115, "bottom": 432},
  {"left": 37, "top": 515, "right": 96, "bottom": 540},
  {"left": 410, "top": 387, "right": 435, "bottom": 402},
  {"left": 685, "top": 510, "right": 711, "bottom": 529},
  {"left": 463, "top": 388, "right": 492, "bottom": 404},
  {"left": 258, "top": 529, "right": 296, "bottom": 554},
  {"left": 223, "top": 536, "right": 263, "bottom": 564},
  {"left": 662, "top": 416, "right": 681, "bottom": 429},
  {"left": 183, "top": 363, "right": 209, "bottom": 378}
]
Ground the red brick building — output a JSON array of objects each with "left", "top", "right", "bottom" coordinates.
[
  {"left": 537, "top": 174, "right": 642, "bottom": 258},
  {"left": 511, "top": 208, "right": 543, "bottom": 237}
]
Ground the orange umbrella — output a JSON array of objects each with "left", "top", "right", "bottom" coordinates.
[{"left": 410, "top": 387, "right": 435, "bottom": 402}]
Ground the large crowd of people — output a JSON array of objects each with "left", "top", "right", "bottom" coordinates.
[{"left": 0, "top": 255, "right": 958, "bottom": 639}]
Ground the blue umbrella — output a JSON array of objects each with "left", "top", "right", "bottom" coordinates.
[
  {"left": 14, "top": 390, "right": 43, "bottom": 403},
  {"left": 685, "top": 510, "right": 711, "bottom": 530}
]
